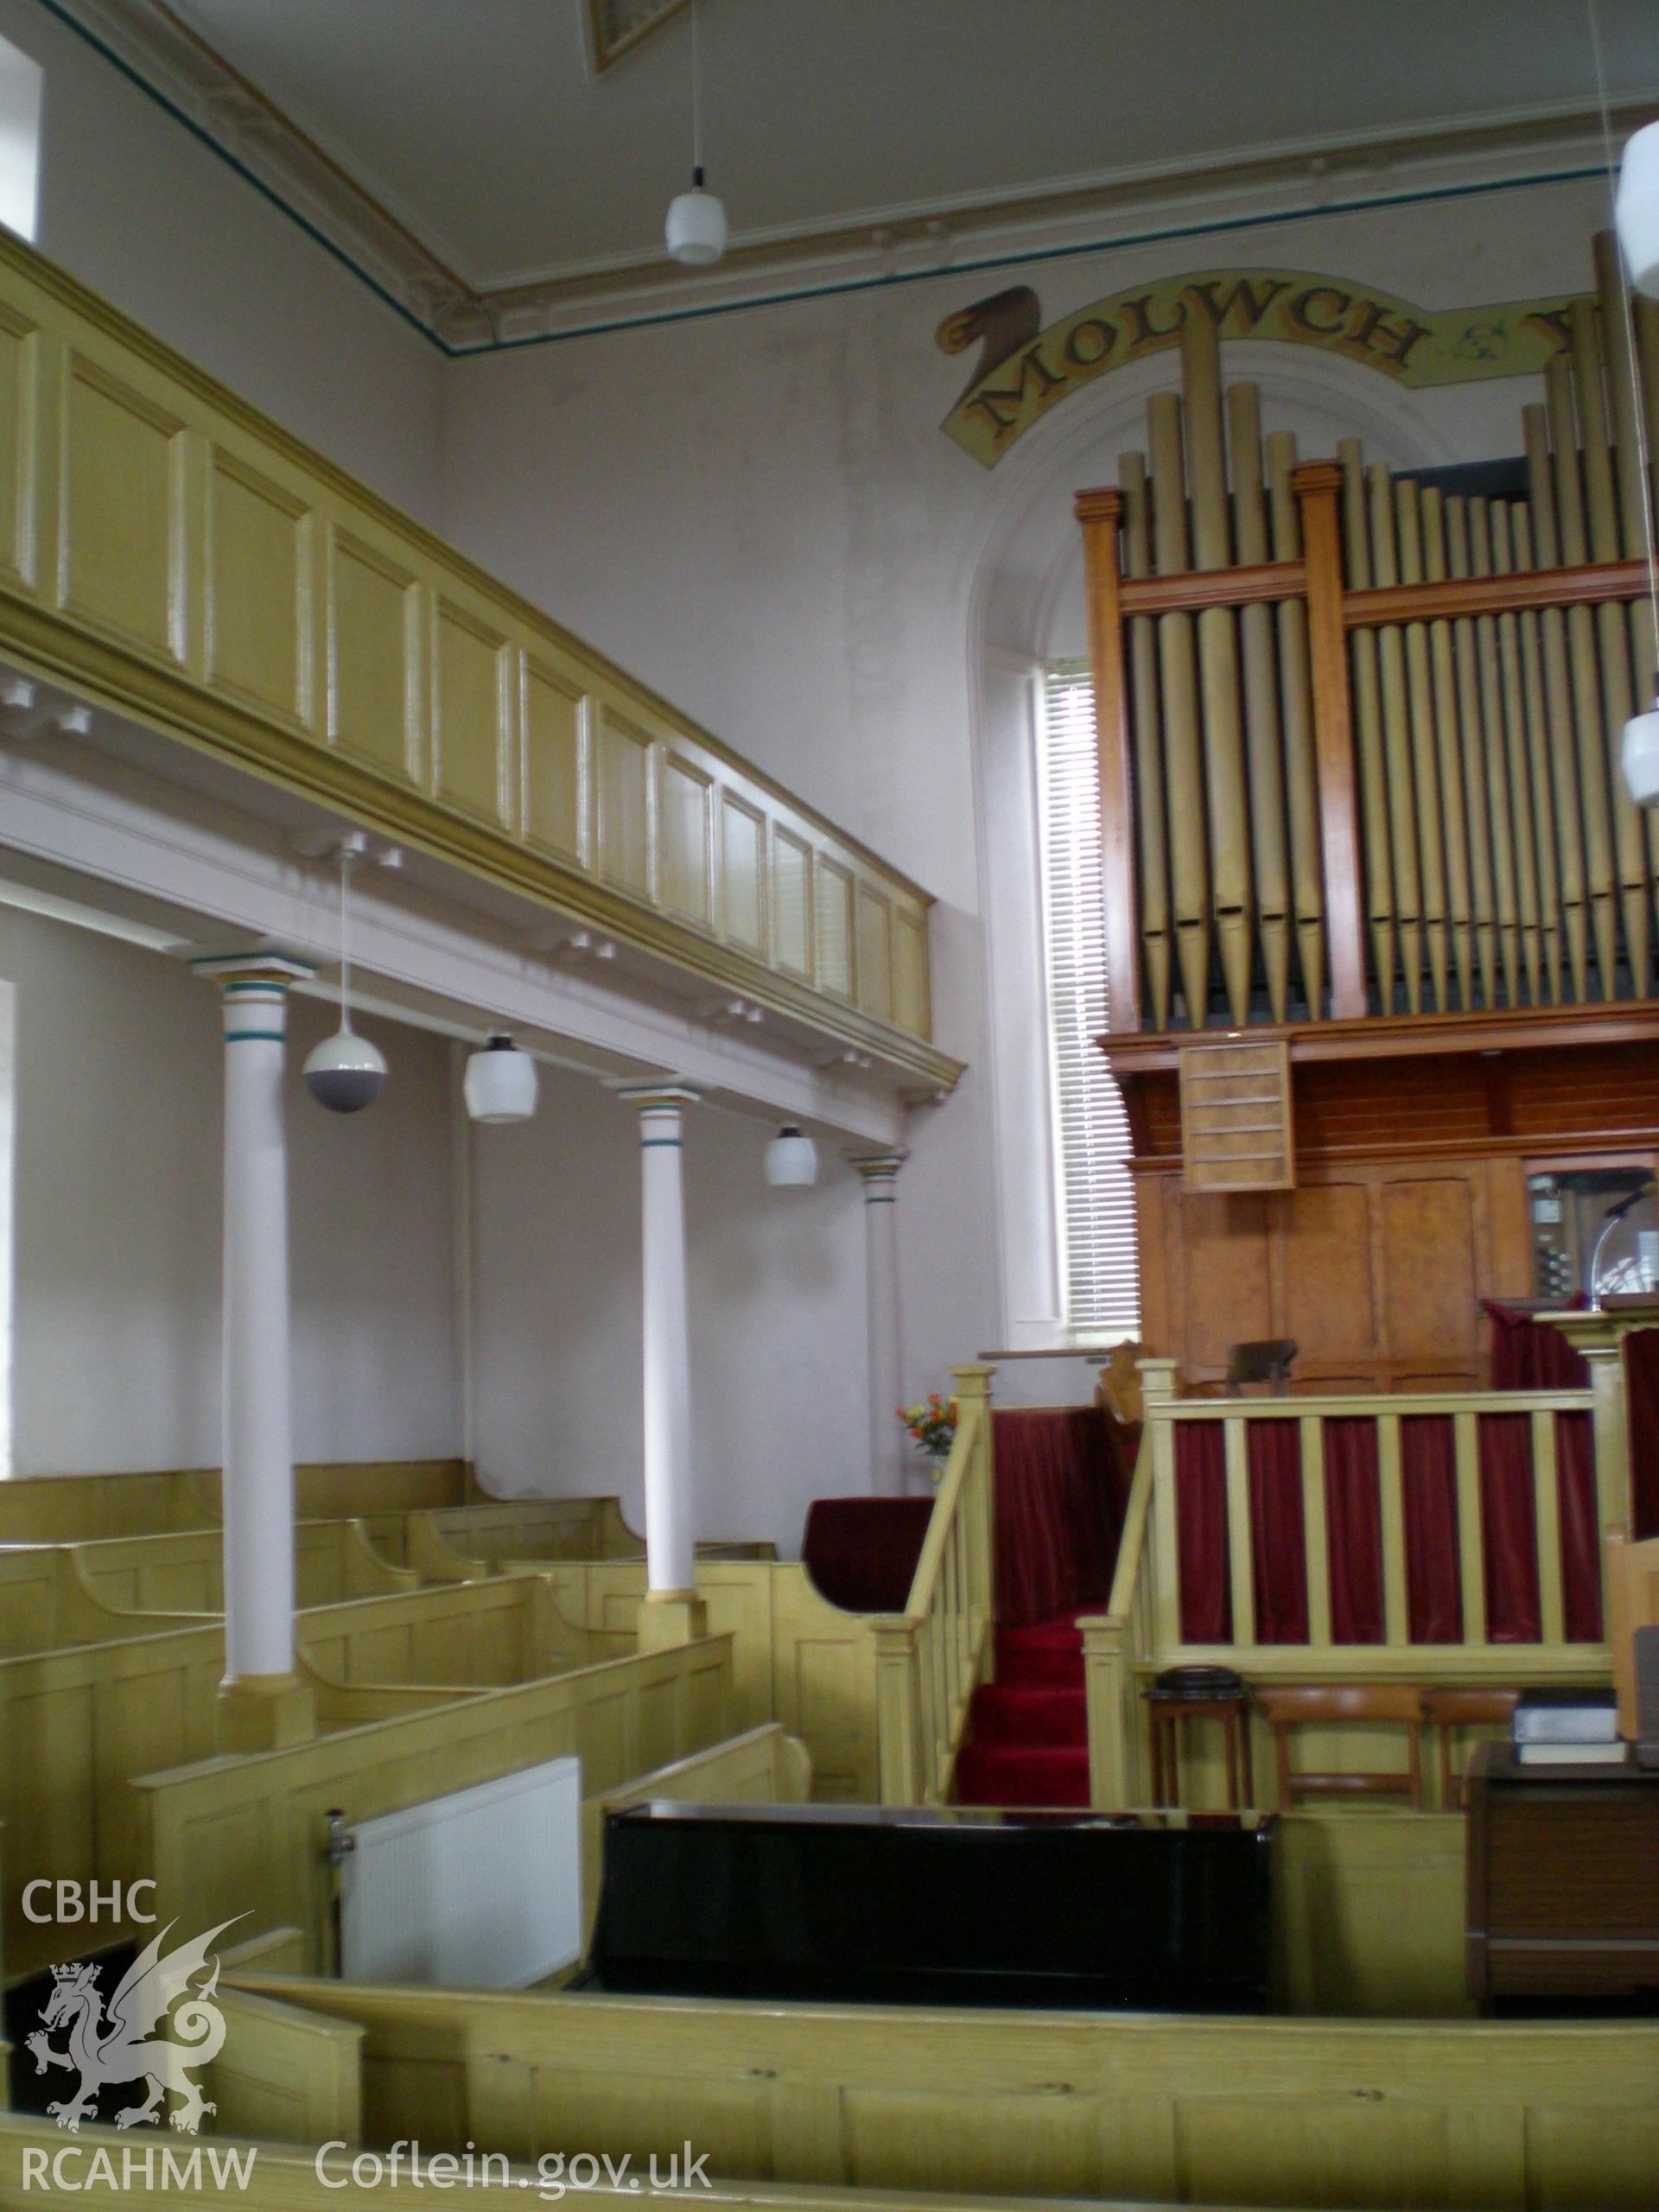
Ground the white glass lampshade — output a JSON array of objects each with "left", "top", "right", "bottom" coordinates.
[
  {"left": 464, "top": 1033, "right": 538, "bottom": 1124},
  {"left": 1623, "top": 701, "right": 1659, "bottom": 806},
  {"left": 303, "top": 1027, "right": 386, "bottom": 1115},
  {"left": 765, "top": 1125, "right": 817, "bottom": 1187},
  {"left": 1617, "top": 120, "right": 1659, "bottom": 300},
  {"left": 665, "top": 173, "right": 727, "bottom": 267}
]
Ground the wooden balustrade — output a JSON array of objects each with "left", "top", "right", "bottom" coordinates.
[
  {"left": 871, "top": 1365, "right": 996, "bottom": 1803},
  {"left": 1084, "top": 1357, "right": 1617, "bottom": 1810}
]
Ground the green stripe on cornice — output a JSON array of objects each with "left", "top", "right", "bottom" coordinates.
[
  {"left": 16, "top": 8, "right": 1619, "bottom": 359},
  {"left": 30, "top": 0, "right": 441, "bottom": 348},
  {"left": 0, "top": 223, "right": 936, "bottom": 909}
]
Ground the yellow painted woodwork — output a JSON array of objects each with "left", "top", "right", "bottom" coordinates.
[
  {"left": 0, "top": 2119, "right": 1469, "bottom": 2212},
  {"left": 0, "top": 229, "right": 953, "bottom": 1087},
  {"left": 1084, "top": 1372, "right": 1616, "bottom": 1813},
  {"left": 217, "top": 1974, "right": 1659, "bottom": 2209},
  {"left": 0, "top": 1459, "right": 472, "bottom": 1545},
  {"left": 133, "top": 1637, "right": 737, "bottom": 1973},
  {"left": 202, "top": 1988, "right": 365, "bottom": 2150},
  {"left": 1271, "top": 1810, "right": 1468, "bottom": 2017},
  {"left": 870, "top": 1367, "right": 995, "bottom": 1805}
]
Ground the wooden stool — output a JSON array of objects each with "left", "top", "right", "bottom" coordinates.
[{"left": 1146, "top": 1688, "right": 1255, "bottom": 1809}]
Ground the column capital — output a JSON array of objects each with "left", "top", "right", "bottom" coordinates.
[
  {"left": 852, "top": 1151, "right": 907, "bottom": 1193},
  {"left": 615, "top": 1080, "right": 702, "bottom": 1111},
  {"left": 189, "top": 950, "right": 315, "bottom": 991}
]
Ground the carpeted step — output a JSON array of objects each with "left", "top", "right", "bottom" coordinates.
[
  {"left": 954, "top": 1740, "right": 1091, "bottom": 1809},
  {"left": 994, "top": 1618, "right": 1085, "bottom": 1688},
  {"left": 967, "top": 1682, "right": 1087, "bottom": 1747}
]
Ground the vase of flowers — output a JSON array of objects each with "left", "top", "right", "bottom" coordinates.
[{"left": 897, "top": 1392, "right": 958, "bottom": 1485}]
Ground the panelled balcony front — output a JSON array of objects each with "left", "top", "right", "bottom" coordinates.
[{"left": 0, "top": 232, "right": 956, "bottom": 1090}]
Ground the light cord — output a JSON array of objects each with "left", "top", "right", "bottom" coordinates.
[
  {"left": 338, "top": 849, "right": 354, "bottom": 1033},
  {"left": 1589, "top": 0, "right": 1659, "bottom": 688},
  {"left": 690, "top": 0, "right": 703, "bottom": 182}
]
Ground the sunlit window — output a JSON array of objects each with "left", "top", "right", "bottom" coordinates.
[{"left": 1033, "top": 663, "right": 1139, "bottom": 1337}]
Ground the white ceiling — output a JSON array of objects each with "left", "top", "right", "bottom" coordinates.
[{"left": 154, "top": 0, "right": 1659, "bottom": 291}]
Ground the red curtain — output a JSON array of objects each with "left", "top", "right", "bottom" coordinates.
[
  {"left": 1174, "top": 1421, "right": 1230, "bottom": 1643},
  {"left": 991, "top": 1408, "right": 1129, "bottom": 1626},
  {"left": 1483, "top": 1299, "right": 1589, "bottom": 1389},
  {"left": 1247, "top": 1421, "right": 1307, "bottom": 1643},
  {"left": 800, "top": 1498, "right": 934, "bottom": 1612},
  {"left": 1399, "top": 1415, "right": 1461, "bottom": 1642},
  {"left": 1557, "top": 1411, "right": 1602, "bottom": 1641},
  {"left": 1175, "top": 1402, "right": 1604, "bottom": 1648},
  {"left": 1478, "top": 1413, "right": 1541, "bottom": 1642},
  {"left": 1624, "top": 1329, "right": 1659, "bottom": 1541},
  {"left": 1324, "top": 1419, "right": 1385, "bottom": 1643}
]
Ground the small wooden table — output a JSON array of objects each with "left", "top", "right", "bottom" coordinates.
[
  {"left": 1465, "top": 1741, "right": 1659, "bottom": 2005},
  {"left": 1145, "top": 1688, "right": 1255, "bottom": 1810}
]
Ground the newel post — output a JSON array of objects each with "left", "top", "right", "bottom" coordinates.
[
  {"left": 950, "top": 1362, "right": 995, "bottom": 1624},
  {"left": 872, "top": 1618, "right": 923, "bottom": 1804},
  {"left": 1079, "top": 1612, "right": 1131, "bottom": 1810},
  {"left": 1542, "top": 1311, "right": 1633, "bottom": 1541}
]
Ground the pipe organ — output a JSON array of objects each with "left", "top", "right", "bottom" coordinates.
[{"left": 1077, "top": 229, "right": 1659, "bottom": 1393}]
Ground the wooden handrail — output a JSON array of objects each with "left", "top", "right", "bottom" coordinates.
[
  {"left": 1157, "top": 1387, "right": 1592, "bottom": 1420},
  {"left": 1103, "top": 1433, "right": 1155, "bottom": 1624},
  {"left": 873, "top": 1364, "right": 996, "bottom": 1804},
  {"left": 1082, "top": 1372, "right": 1618, "bottom": 1810}
]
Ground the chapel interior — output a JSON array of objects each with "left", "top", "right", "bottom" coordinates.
[{"left": 2, "top": 2, "right": 1659, "bottom": 2207}]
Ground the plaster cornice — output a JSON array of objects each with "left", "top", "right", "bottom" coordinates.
[{"left": 33, "top": 0, "right": 1659, "bottom": 353}]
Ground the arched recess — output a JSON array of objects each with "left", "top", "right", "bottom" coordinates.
[{"left": 964, "top": 342, "right": 1458, "bottom": 1351}]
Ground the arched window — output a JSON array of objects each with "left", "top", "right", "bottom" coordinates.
[{"left": 1033, "top": 661, "right": 1137, "bottom": 1335}]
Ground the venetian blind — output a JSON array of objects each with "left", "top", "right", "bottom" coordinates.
[{"left": 1034, "top": 664, "right": 1140, "bottom": 1336}]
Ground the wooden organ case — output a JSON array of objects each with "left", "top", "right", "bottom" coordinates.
[{"left": 1077, "top": 230, "right": 1659, "bottom": 1393}]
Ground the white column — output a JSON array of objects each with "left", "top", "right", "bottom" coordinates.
[
  {"left": 194, "top": 952, "right": 314, "bottom": 1746},
  {"left": 620, "top": 1083, "right": 701, "bottom": 1599},
  {"left": 855, "top": 1154, "right": 907, "bottom": 1497}
]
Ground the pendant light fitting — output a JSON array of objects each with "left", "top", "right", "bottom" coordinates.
[
  {"left": 304, "top": 838, "right": 388, "bottom": 1113},
  {"left": 664, "top": 0, "right": 727, "bottom": 267},
  {"left": 1593, "top": 2, "right": 1659, "bottom": 803}
]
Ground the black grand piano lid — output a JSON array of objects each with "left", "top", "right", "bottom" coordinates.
[{"left": 588, "top": 1801, "right": 1272, "bottom": 2012}]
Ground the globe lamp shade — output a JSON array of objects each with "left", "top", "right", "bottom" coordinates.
[
  {"left": 1617, "top": 120, "right": 1659, "bottom": 300},
  {"left": 303, "top": 1027, "right": 387, "bottom": 1115},
  {"left": 1624, "top": 701, "right": 1659, "bottom": 807}
]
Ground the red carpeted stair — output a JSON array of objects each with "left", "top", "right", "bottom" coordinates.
[{"left": 953, "top": 1618, "right": 1091, "bottom": 1808}]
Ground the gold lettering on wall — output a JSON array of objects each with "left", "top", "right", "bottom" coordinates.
[{"left": 938, "top": 267, "right": 1581, "bottom": 467}]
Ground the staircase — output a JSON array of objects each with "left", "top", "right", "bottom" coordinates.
[{"left": 952, "top": 1618, "right": 1090, "bottom": 1808}]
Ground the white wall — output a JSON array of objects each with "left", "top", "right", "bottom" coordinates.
[
  {"left": 2, "top": 905, "right": 458, "bottom": 1474},
  {"left": 469, "top": 1065, "right": 868, "bottom": 1557},
  {"left": 439, "top": 173, "right": 1617, "bottom": 1397},
  {"left": 0, "top": 0, "right": 442, "bottom": 524}
]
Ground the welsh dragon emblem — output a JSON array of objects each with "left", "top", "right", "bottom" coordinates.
[{"left": 26, "top": 1918, "right": 240, "bottom": 2134}]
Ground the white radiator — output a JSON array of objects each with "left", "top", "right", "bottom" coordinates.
[{"left": 339, "top": 1758, "right": 581, "bottom": 1988}]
